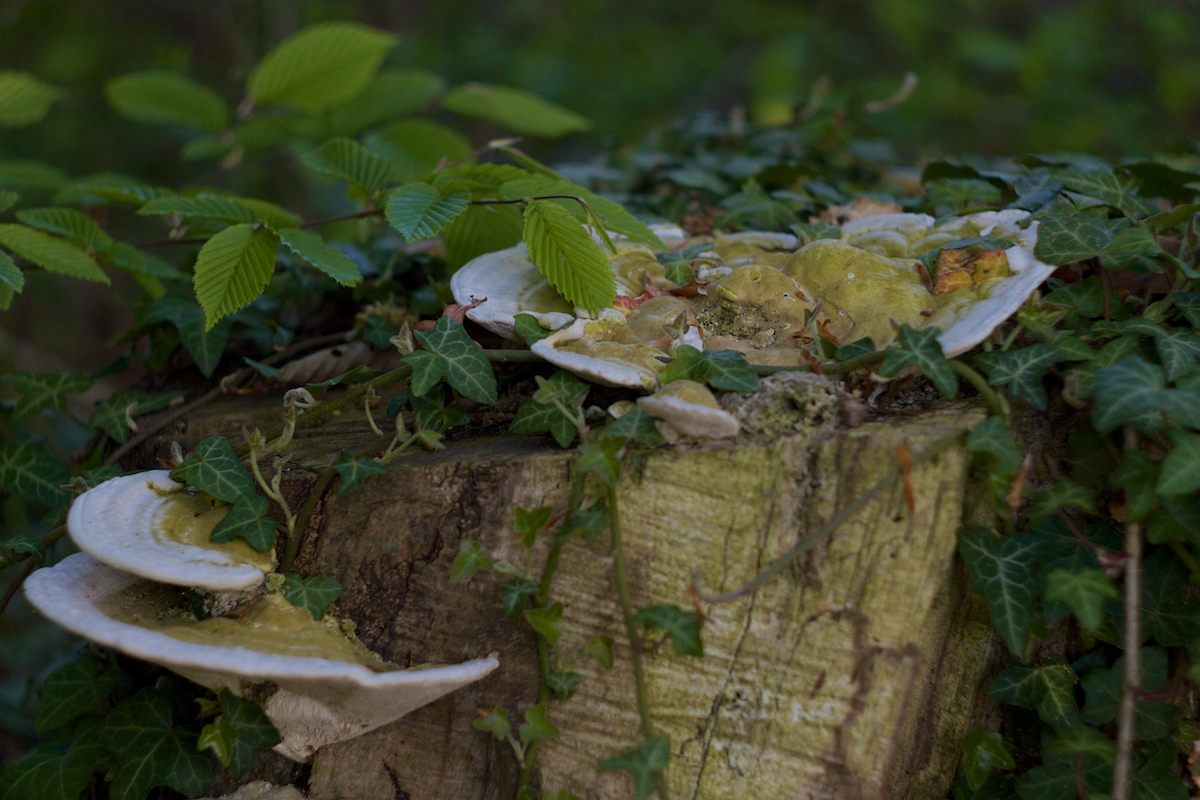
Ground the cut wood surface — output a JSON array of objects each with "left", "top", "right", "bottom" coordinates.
[{"left": 139, "top": 392, "right": 999, "bottom": 800}]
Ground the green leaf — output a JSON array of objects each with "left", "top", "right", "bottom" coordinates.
[
  {"left": 1034, "top": 213, "right": 1115, "bottom": 266},
  {"left": 973, "top": 344, "right": 1060, "bottom": 410},
  {"left": 1158, "top": 430, "right": 1200, "bottom": 497},
  {"left": 198, "top": 715, "right": 237, "bottom": 767},
  {"left": 523, "top": 199, "right": 616, "bottom": 312},
  {"left": 1111, "top": 450, "right": 1159, "bottom": 523},
  {"left": 283, "top": 573, "right": 343, "bottom": 620},
  {"left": 1054, "top": 166, "right": 1152, "bottom": 217},
  {"left": 966, "top": 416, "right": 1021, "bottom": 476},
  {"left": 1103, "top": 225, "right": 1163, "bottom": 256},
  {"left": 0, "top": 741, "right": 102, "bottom": 800},
  {"left": 659, "top": 345, "right": 758, "bottom": 392},
  {"left": 1043, "top": 275, "right": 1105, "bottom": 318},
  {"left": 587, "top": 635, "right": 615, "bottom": 669},
  {"left": 1148, "top": 497, "right": 1200, "bottom": 545},
  {"left": 451, "top": 539, "right": 492, "bottom": 582},
  {"left": 0, "top": 370, "right": 92, "bottom": 420},
  {"left": 372, "top": 118, "right": 472, "bottom": 184},
  {"left": 323, "top": 69, "right": 446, "bottom": 136},
  {"left": 0, "top": 223, "right": 108, "bottom": 284},
  {"left": 441, "top": 203, "right": 524, "bottom": 271},
  {"left": 169, "top": 436, "right": 256, "bottom": 504},
  {"left": 136, "top": 296, "right": 231, "bottom": 376},
  {"left": 0, "top": 70, "right": 63, "bottom": 127},
  {"left": 512, "top": 313, "right": 551, "bottom": 345},
  {"left": 498, "top": 577, "right": 539, "bottom": 617},
  {"left": 385, "top": 182, "right": 471, "bottom": 241},
  {"left": 0, "top": 442, "right": 69, "bottom": 511},
  {"left": 880, "top": 324, "right": 957, "bottom": 398},
  {"left": 958, "top": 528, "right": 1041, "bottom": 654},
  {"left": 1083, "top": 651, "right": 1172, "bottom": 738},
  {"left": 560, "top": 504, "right": 608, "bottom": 542},
  {"left": 0, "top": 159, "right": 66, "bottom": 192},
  {"left": 514, "top": 505, "right": 553, "bottom": 548},
  {"left": 1043, "top": 724, "right": 1115, "bottom": 764},
  {"left": 404, "top": 316, "right": 498, "bottom": 403},
  {"left": 98, "top": 240, "right": 184, "bottom": 282},
  {"left": 192, "top": 223, "right": 279, "bottom": 330},
  {"left": 599, "top": 407, "right": 666, "bottom": 447},
  {"left": 441, "top": 82, "right": 590, "bottom": 137},
  {"left": 306, "top": 365, "right": 387, "bottom": 389},
  {"left": 0, "top": 250, "right": 23, "bottom": 306},
  {"left": 960, "top": 726, "right": 1015, "bottom": 791},
  {"left": 34, "top": 653, "right": 124, "bottom": 733},
  {"left": 598, "top": 736, "right": 670, "bottom": 800},
  {"left": 1094, "top": 356, "right": 1200, "bottom": 433},
  {"left": 138, "top": 193, "right": 300, "bottom": 229},
  {"left": 1156, "top": 327, "right": 1200, "bottom": 382},
  {"left": 209, "top": 495, "right": 277, "bottom": 552},
  {"left": 988, "top": 658, "right": 1080, "bottom": 729},
  {"left": 1028, "top": 479, "right": 1097, "bottom": 525},
  {"left": 518, "top": 702, "right": 560, "bottom": 744},
  {"left": 634, "top": 605, "right": 703, "bottom": 657},
  {"left": 16, "top": 207, "right": 105, "bottom": 247},
  {"left": 545, "top": 671, "right": 584, "bottom": 700},
  {"left": 1142, "top": 548, "right": 1200, "bottom": 646},
  {"left": 577, "top": 437, "right": 624, "bottom": 487},
  {"left": 1044, "top": 569, "right": 1118, "bottom": 631},
  {"left": 472, "top": 705, "right": 511, "bottom": 741},
  {"left": 499, "top": 177, "right": 663, "bottom": 248},
  {"left": 524, "top": 602, "right": 564, "bottom": 645},
  {"left": 509, "top": 370, "right": 589, "bottom": 448},
  {"left": 1, "top": 530, "right": 46, "bottom": 564},
  {"left": 103, "top": 687, "right": 215, "bottom": 800},
  {"left": 1130, "top": 740, "right": 1190, "bottom": 800},
  {"left": 87, "top": 389, "right": 187, "bottom": 442},
  {"left": 105, "top": 70, "right": 229, "bottom": 131},
  {"left": 247, "top": 22, "right": 398, "bottom": 115},
  {"left": 301, "top": 137, "right": 395, "bottom": 194},
  {"left": 925, "top": 178, "right": 1001, "bottom": 208},
  {"left": 332, "top": 450, "right": 388, "bottom": 495}
]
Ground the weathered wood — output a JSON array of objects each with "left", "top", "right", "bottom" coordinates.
[{"left": 140, "top": 393, "right": 998, "bottom": 800}]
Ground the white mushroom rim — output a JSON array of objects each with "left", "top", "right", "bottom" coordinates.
[
  {"left": 67, "top": 470, "right": 273, "bottom": 593},
  {"left": 25, "top": 553, "right": 500, "bottom": 761}
]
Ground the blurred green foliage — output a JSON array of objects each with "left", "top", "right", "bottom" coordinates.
[{"left": 1, "top": 0, "right": 1198, "bottom": 175}]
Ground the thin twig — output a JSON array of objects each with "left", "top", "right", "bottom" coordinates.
[
  {"left": 1112, "top": 426, "right": 1143, "bottom": 800},
  {"left": 696, "top": 429, "right": 967, "bottom": 603},
  {"left": 0, "top": 524, "right": 66, "bottom": 574},
  {"left": 299, "top": 208, "right": 381, "bottom": 229}
]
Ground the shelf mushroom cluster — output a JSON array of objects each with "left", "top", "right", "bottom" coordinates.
[{"left": 25, "top": 471, "right": 499, "bottom": 761}]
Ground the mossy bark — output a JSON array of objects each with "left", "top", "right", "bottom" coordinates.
[{"left": 141, "top": 396, "right": 998, "bottom": 800}]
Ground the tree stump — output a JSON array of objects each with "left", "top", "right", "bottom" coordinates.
[{"left": 141, "top": 393, "right": 998, "bottom": 800}]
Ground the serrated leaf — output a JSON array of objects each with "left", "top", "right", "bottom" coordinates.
[
  {"left": 209, "top": 494, "right": 276, "bottom": 552},
  {"left": 1044, "top": 569, "right": 1117, "bottom": 631},
  {"left": 880, "top": 324, "right": 957, "bottom": 398},
  {"left": 634, "top": 605, "right": 703, "bottom": 657},
  {"left": 0, "top": 70, "right": 63, "bottom": 127},
  {"left": 1111, "top": 450, "right": 1159, "bottom": 523},
  {"left": 545, "top": 671, "right": 584, "bottom": 700},
  {"left": 192, "top": 223, "right": 279, "bottom": 330},
  {"left": 248, "top": 22, "right": 398, "bottom": 115},
  {"left": 140, "top": 193, "right": 300, "bottom": 230},
  {"left": 372, "top": 118, "right": 472, "bottom": 184},
  {"left": 283, "top": 573, "right": 342, "bottom": 620},
  {"left": 451, "top": 539, "right": 492, "bottom": 582},
  {"left": 518, "top": 702, "right": 560, "bottom": 745},
  {"left": 0, "top": 223, "right": 108, "bottom": 284},
  {"left": 441, "top": 202, "right": 524, "bottom": 270},
  {"left": 405, "top": 315, "right": 497, "bottom": 404},
  {"left": 0, "top": 442, "right": 69, "bottom": 510},
  {"left": 598, "top": 407, "right": 666, "bottom": 447},
  {"left": 385, "top": 182, "right": 470, "bottom": 241},
  {"left": 498, "top": 577, "right": 539, "bottom": 616},
  {"left": 1034, "top": 213, "right": 1115, "bottom": 265},
  {"left": 0, "top": 159, "right": 66, "bottom": 191},
  {"left": 1158, "top": 430, "right": 1200, "bottom": 497},
  {"left": 1093, "top": 356, "right": 1200, "bottom": 433},
  {"left": 0, "top": 250, "right": 23, "bottom": 305},
  {"left": 524, "top": 602, "right": 564, "bottom": 644},
  {"left": 34, "top": 653, "right": 124, "bottom": 733},
  {"left": 324, "top": 69, "right": 446, "bottom": 137},
  {"left": 15, "top": 207, "right": 106, "bottom": 248},
  {"left": 1, "top": 369, "right": 92, "bottom": 420},
  {"left": 973, "top": 344, "right": 1060, "bottom": 410},
  {"left": 169, "top": 436, "right": 256, "bottom": 504},
  {"left": 105, "top": 70, "right": 229, "bottom": 131},
  {"left": 275, "top": 227, "right": 363, "bottom": 286},
  {"left": 961, "top": 726, "right": 1016, "bottom": 791},
  {"left": 1054, "top": 166, "right": 1152, "bottom": 217},
  {"left": 523, "top": 199, "right": 616, "bottom": 312},
  {"left": 332, "top": 450, "right": 387, "bottom": 495},
  {"left": 598, "top": 735, "right": 670, "bottom": 800},
  {"left": 966, "top": 416, "right": 1021, "bottom": 476},
  {"left": 301, "top": 137, "right": 395, "bottom": 194},
  {"left": 587, "top": 635, "right": 615, "bottom": 669},
  {"left": 103, "top": 687, "right": 214, "bottom": 800},
  {"left": 499, "top": 177, "right": 663, "bottom": 248},
  {"left": 441, "top": 82, "right": 589, "bottom": 137},
  {"left": 959, "top": 528, "right": 1041, "bottom": 654}
]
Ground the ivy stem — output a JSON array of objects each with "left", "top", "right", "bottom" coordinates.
[
  {"left": 949, "top": 359, "right": 1009, "bottom": 417},
  {"left": 1000, "top": 323, "right": 1024, "bottom": 352},
  {"left": 0, "top": 524, "right": 67, "bottom": 572},
  {"left": 697, "top": 429, "right": 967, "bottom": 603},
  {"left": 1113, "top": 426, "right": 1143, "bottom": 800}
]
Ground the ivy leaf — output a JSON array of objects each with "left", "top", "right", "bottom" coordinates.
[
  {"left": 0, "top": 740, "right": 102, "bottom": 800},
  {"left": 1157, "top": 430, "right": 1200, "bottom": 497},
  {"left": 958, "top": 528, "right": 1042, "bottom": 654},
  {"left": 0, "top": 223, "right": 108, "bottom": 284},
  {"left": 966, "top": 416, "right": 1021, "bottom": 476},
  {"left": 1131, "top": 740, "right": 1191, "bottom": 800},
  {"left": 1111, "top": 451, "right": 1159, "bottom": 523},
  {"left": 659, "top": 345, "right": 758, "bottom": 392},
  {"left": 301, "top": 137, "right": 395, "bottom": 194},
  {"left": 587, "top": 635, "right": 615, "bottom": 669},
  {"left": 880, "top": 324, "right": 957, "bottom": 398},
  {"left": 1147, "top": 496, "right": 1200, "bottom": 545},
  {"left": 925, "top": 178, "right": 1001, "bottom": 208},
  {"left": 1044, "top": 569, "right": 1118, "bottom": 631},
  {"left": 136, "top": 295, "right": 232, "bottom": 377},
  {"left": 0, "top": 442, "right": 70, "bottom": 511},
  {"left": 451, "top": 539, "right": 492, "bottom": 582},
  {"left": 1028, "top": 479, "right": 1097, "bottom": 526},
  {"left": 1156, "top": 327, "right": 1200, "bottom": 382},
  {"left": 209, "top": 495, "right": 277, "bottom": 552},
  {"left": 498, "top": 577, "right": 539, "bottom": 617},
  {"left": 0, "top": 70, "right": 64, "bottom": 127},
  {"left": 197, "top": 714, "right": 237, "bottom": 767},
  {"left": 283, "top": 573, "right": 342, "bottom": 620},
  {"left": 441, "top": 82, "right": 590, "bottom": 137},
  {"left": 192, "top": 223, "right": 279, "bottom": 331},
  {"left": 405, "top": 316, "right": 497, "bottom": 404},
  {"left": 105, "top": 70, "right": 229, "bottom": 131},
  {"left": 332, "top": 450, "right": 387, "bottom": 495},
  {"left": 513, "top": 313, "right": 550, "bottom": 345},
  {"left": 88, "top": 389, "right": 187, "bottom": 442},
  {"left": 509, "top": 370, "right": 589, "bottom": 448},
  {"left": 523, "top": 198, "right": 616, "bottom": 313},
  {"left": 524, "top": 602, "right": 564, "bottom": 645},
  {"left": 973, "top": 345, "right": 1060, "bottom": 410},
  {"left": 1, "top": 530, "right": 46, "bottom": 564},
  {"left": 634, "top": 605, "right": 703, "bottom": 657},
  {"left": 385, "top": 182, "right": 470, "bottom": 242},
  {"left": 514, "top": 505, "right": 553, "bottom": 548},
  {"left": 1142, "top": 548, "right": 1200, "bottom": 646},
  {"left": 103, "top": 687, "right": 215, "bottom": 800},
  {"left": 34, "top": 653, "right": 124, "bottom": 733},
  {"left": 0, "top": 370, "right": 92, "bottom": 420},
  {"left": 473, "top": 705, "right": 511, "bottom": 741},
  {"left": 988, "top": 658, "right": 1080, "bottom": 729},
  {"left": 247, "top": 22, "right": 397, "bottom": 114},
  {"left": 1034, "top": 213, "right": 1115, "bottom": 266},
  {"left": 577, "top": 437, "right": 624, "bottom": 487},
  {"left": 598, "top": 407, "right": 666, "bottom": 447},
  {"left": 545, "top": 670, "right": 584, "bottom": 700},
  {"left": 1054, "top": 166, "right": 1152, "bottom": 217},
  {"left": 559, "top": 505, "right": 608, "bottom": 542},
  {"left": 516, "top": 702, "right": 561, "bottom": 748},
  {"left": 275, "top": 227, "right": 363, "bottom": 286},
  {"left": 1093, "top": 356, "right": 1200, "bottom": 433},
  {"left": 960, "top": 726, "right": 1016, "bottom": 791},
  {"left": 1043, "top": 725, "right": 1115, "bottom": 764},
  {"left": 598, "top": 735, "right": 670, "bottom": 800},
  {"left": 1103, "top": 224, "right": 1163, "bottom": 256},
  {"left": 1043, "top": 275, "right": 1105, "bottom": 318},
  {"left": 1082, "top": 651, "right": 1172, "bottom": 738},
  {"left": 169, "top": 436, "right": 256, "bottom": 504}
]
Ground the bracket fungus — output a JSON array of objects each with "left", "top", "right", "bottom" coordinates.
[
  {"left": 452, "top": 213, "right": 1055, "bottom": 385},
  {"left": 27, "top": 473, "right": 500, "bottom": 761}
]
